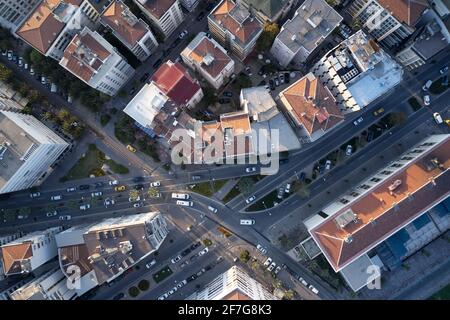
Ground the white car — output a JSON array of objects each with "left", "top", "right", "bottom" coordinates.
[
  {"left": 325, "top": 160, "right": 332, "bottom": 170},
  {"left": 433, "top": 112, "right": 443, "bottom": 124},
  {"left": 346, "top": 145, "right": 353, "bottom": 156},
  {"left": 30, "top": 68, "right": 35, "bottom": 76},
  {"left": 46, "top": 211, "right": 58, "bottom": 217},
  {"left": 245, "top": 167, "right": 257, "bottom": 173},
  {"left": 79, "top": 204, "right": 90, "bottom": 211},
  {"left": 309, "top": 285, "right": 319, "bottom": 294},
  {"left": 145, "top": 259, "right": 156, "bottom": 269},
  {"left": 256, "top": 244, "right": 267, "bottom": 255},
  {"left": 30, "top": 192, "right": 40, "bottom": 198},
  {"left": 207, "top": 205, "right": 218, "bottom": 213},
  {"left": 245, "top": 195, "right": 256, "bottom": 204},
  {"left": 199, "top": 247, "right": 209, "bottom": 256},
  {"left": 66, "top": 187, "right": 76, "bottom": 192},
  {"left": 240, "top": 219, "right": 255, "bottom": 225},
  {"left": 274, "top": 265, "right": 282, "bottom": 274},
  {"left": 298, "top": 277, "right": 308, "bottom": 287},
  {"left": 104, "top": 198, "right": 115, "bottom": 206},
  {"left": 109, "top": 180, "right": 119, "bottom": 186},
  {"left": 150, "top": 181, "right": 161, "bottom": 187},
  {"left": 50, "top": 195, "right": 62, "bottom": 201},
  {"left": 285, "top": 183, "right": 291, "bottom": 193},
  {"left": 179, "top": 30, "right": 188, "bottom": 39},
  {"left": 423, "top": 95, "right": 430, "bottom": 106},
  {"left": 176, "top": 200, "right": 193, "bottom": 207},
  {"left": 91, "top": 191, "right": 102, "bottom": 197},
  {"left": 263, "top": 257, "right": 272, "bottom": 267},
  {"left": 171, "top": 255, "right": 182, "bottom": 264},
  {"left": 59, "top": 215, "right": 71, "bottom": 221},
  {"left": 353, "top": 117, "right": 363, "bottom": 126},
  {"left": 267, "top": 262, "right": 276, "bottom": 272}
]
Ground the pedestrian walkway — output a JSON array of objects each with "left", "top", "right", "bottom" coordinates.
[{"left": 214, "top": 179, "right": 239, "bottom": 201}]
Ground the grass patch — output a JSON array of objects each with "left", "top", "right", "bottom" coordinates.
[
  {"left": 61, "top": 144, "right": 129, "bottom": 181},
  {"left": 100, "top": 114, "right": 111, "bottom": 126},
  {"left": 223, "top": 185, "right": 241, "bottom": 203},
  {"left": 246, "top": 190, "right": 279, "bottom": 211},
  {"left": 212, "top": 179, "right": 228, "bottom": 191},
  {"left": 128, "top": 286, "right": 140, "bottom": 298},
  {"left": 152, "top": 265, "right": 173, "bottom": 284},
  {"left": 137, "top": 280, "right": 150, "bottom": 291},
  {"left": 250, "top": 174, "right": 265, "bottom": 183},
  {"left": 408, "top": 97, "right": 423, "bottom": 112},
  {"left": 428, "top": 284, "right": 450, "bottom": 300},
  {"left": 192, "top": 182, "right": 213, "bottom": 197}
]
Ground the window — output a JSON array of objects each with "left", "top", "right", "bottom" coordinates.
[
  {"left": 390, "top": 163, "right": 403, "bottom": 168},
  {"left": 339, "top": 198, "right": 350, "bottom": 204},
  {"left": 370, "top": 177, "right": 382, "bottom": 182},
  {"left": 360, "top": 184, "right": 371, "bottom": 190},
  {"left": 380, "top": 170, "right": 392, "bottom": 175},
  {"left": 350, "top": 191, "right": 360, "bottom": 197},
  {"left": 401, "top": 156, "right": 414, "bottom": 161}
]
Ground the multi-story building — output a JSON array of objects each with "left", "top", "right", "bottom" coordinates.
[
  {"left": 181, "top": 32, "right": 235, "bottom": 89},
  {"left": 187, "top": 266, "right": 278, "bottom": 300},
  {"left": 134, "top": 0, "right": 184, "bottom": 38},
  {"left": 56, "top": 212, "right": 169, "bottom": 296},
  {"left": 59, "top": 27, "right": 135, "bottom": 96},
  {"left": 208, "top": 0, "right": 263, "bottom": 61},
  {"left": 270, "top": 0, "right": 342, "bottom": 68},
  {"left": 304, "top": 134, "right": 450, "bottom": 291},
  {"left": 347, "top": 0, "right": 429, "bottom": 48},
  {"left": 237, "top": 0, "right": 297, "bottom": 22},
  {"left": 0, "top": 110, "right": 69, "bottom": 194},
  {"left": 0, "top": 80, "right": 29, "bottom": 111},
  {"left": 179, "top": 0, "right": 199, "bottom": 12},
  {"left": 101, "top": 0, "right": 158, "bottom": 62},
  {"left": 15, "top": 0, "right": 100, "bottom": 61},
  {"left": 279, "top": 72, "right": 344, "bottom": 142},
  {"left": 0, "top": 0, "right": 41, "bottom": 33},
  {"left": 0, "top": 231, "right": 26, "bottom": 280},
  {"left": 311, "top": 30, "right": 403, "bottom": 113},
  {"left": 9, "top": 268, "right": 78, "bottom": 300},
  {"left": 0, "top": 227, "right": 62, "bottom": 276},
  {"left": 395, "top": 9, "right": 450, "bottom": 70}
]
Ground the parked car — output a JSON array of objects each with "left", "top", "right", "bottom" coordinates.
[
  {"left": 191, "top": 175, "right": 201, "bottom": 181},
  {"left": 94, "top": 182, "right": 104, "bottom": 188},
  {"left": 50, "top": 195, "right": 62, "bottom": 201},
  {"left": 240, "top": 219, "right": 255, "bottom": 225},
  {"left": 66, "top": 187, "right": 76, "bottom": 192},
  {"left": 30, "top": 68, "right": 35, "bottom": 76},
  {"left": 373, "top": 108, "right": 384, "bottom": 116},
  {"left": 274, "top": 78, "right": 280, "bottom": 86},
  {"left": 171, "top": 255, "right": 182, "bottom": 264},
  {"left": 208, "top": 205, "right": 218, "bottom": 214},
  {"left": 433, "top": 112, "right": 443, "bottom": 124},
  {"left": 245, "top": 66, "right": 252, "bottom": 75},
  {"left": 79, "top": 184, "right": 90, "bottom": 190},
  {"left": 439, "top": 65, "right": 448, "bottom": 74},
  {"left": 46, "top": 211, "right": 58, "bottom": 217},
  {"left": 263, "top": 257, "right": 272, "bottom": 267},
  {"left": 309, "top": 285, "right": 319, "bottom": 294},
  {"left": 245, "top": 167, "right": 257, "bottom": 173},
  {"left": 256, "top": 244, "right": 267, "bottom": 255},
  {"left": 113, "top": 293, "right": 125, "bottom": 300},
  {"left": 196, "top": 11, "right": 206, "bottom": 21},
  {"left": 17, "top": 214, "right": 28, "bottom": 220},
  {"left": 129, "top": 196, "right": 141, "bottom": 202},
  {"left": 284, "top": 72, "right": 290, "bottom": 83},
  {"left": 245, "top": 195, "right": 256, "bottom": 204},
  {"left": 59, "top": 215, "right": 71, "bottom": 221},
  {"left": 267, "top": 262, "right": 276, "bottom": 272},
  {"left": 223, "top": 91, "right": 233, "bottom": 97},
  {"left": 30, "top": 192, "right": 40, "bottom": 198},
  {"left": 299, "top": 172, "right": 306, "bottom": 182},
  {"left": 145, "top": 259, "right": 156, "bottom": 269},
  {"left": 104, "top": 198, "right": 115, "bottom": 206},
  {"left": 219, "top": 98, "right": 231, "bottom": 104},
  {"left": 199, "top": 247, "right": 209, "bottom": 256},
  {"left": 179, "top": 30, "right": 188, "bottom": 39},
  {"left": 80, "top": 204, "right": 90, "bottom": 211},
  {"left": 353, "top": 117, "right": 363, "bottom": 126},
  {"left": 274, "top": 265, "right": 282, "bottom": 274},
  {"left": 423, "top": 95, "right": 430, "bottom": 106},
  {"left": 298, "top": 276, "right": 308, "bottom": 287},
  {"left": 277, "top": 187, "right": 284, "bottom": 199},
  {"left": 140, "top": 73, "right": 149, "bottom": 83},
  {"left": 279, "top": 73, "right": 285, "bottom": 83},
  {"left": 422, "top": 80, "right": 432, "bottom": 91},
  {"left": 325, "top": 160, "right": 332, "bottom": 170},
  {"left": 91, "top": 191, "right": 102, "bottom": 198},
  {"left": 134, "top": 184, "right": 144, "bottom": 190},
  {"left": 126, "top": 144, "right": 137, "bottom": 153},
  {"left": 285, "top": 183, "right": 291, "bottom": 193},
  {"left": 346, "top": 145, "right": 353, "bottom": 156}
]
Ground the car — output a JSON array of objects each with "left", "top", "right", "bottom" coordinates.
[
  {"left": 267, "top": 262, "right": 276, "bottom": 272},
  {"left": 445, "top": 119, "right": 450, "bottom": 127},
  {"left": 433, "top": 112, "right": 443, "bottom": 124},
  {"left": 132, "top": 176, "right": 144, "bottom": 183},
  {"left": 133, "top": 203, "right": 143, "bottom": 208},
  {"left": 172, "top": 193, "right": 189, "bottom": 199},
  {"left": 245, "top": 195, "right": 256, "bottom": 204},
  {"left": 309, "top": 285, "right": 319, "bottom": 294},
  {"left": 129, "top": 196, "right": 141, "bottom": 202},
  {"left": 80, "top": 204, "right": 90, "bottom": 210},
  {"left": 274, "top": 78, "right": 280, "bottom": 86},
  {"left": 41, "top": 76, "right": 46, "bottom": 85},
  {"left": 440, "top": 66, "right": 448, "bottom": 74},
  {"left": 171, "top": 255, "right": 182, "bottom": 264},
  {"left": 50, "top": 195, "right": 62, "bottom": 201},
  {"left": 279, "top": 74, "right": 285, "bottom": 83},
  {"left": 46, "top": 211, "right": 58, "bottom": 217},
  {"left": 129, "top": 87, "right": 136, "bottom": 95},
  {"left": 245, "top": 66, "right": 252, "bottom": 75},
  {"left": 274, "top": 265, "right": 282, "bottom": 274},
  {"left": 373, "top": 108, "right": 385, "bottom": 116},
  {"left": 240, "top": 219, "right": 255, "bottom": 225},
  {"left": 442, "top": 75, "right": 449, "bottom": 86},
  {"left": 277, "top": 187, "right": 284, "bottom": 199},
  {"left": 199, "top": 247, "right": 209, "bottom": 256},
  {"left": 284, "top": 72, "right": 290, "bottom": 83},
  {"left": 325, "top": 160, "right": 332, "bottom": 170},
  {"left": 152, "top": 58, "right": 163, "bottom": 68},
  {"left": 191, "top": 175, "right": 201, "bottom": 181},
  {"left": 263, "top": 257, "right": 272, "bottom": 267},
  {"left": 7, "top": 50, "right": 12, "bottom": 60},
  {"left": 91, "top": 191, "right": 102, "bottom": 197},
  {"left": 79, "top": 184, "right": 90, "bottom": 190},
  {"left": 158, "top": 292, "right": 169, "bottom": 300},
  {"left": 256, "top": 244, "right": 267, "bottom": 255},
  {"left": 423, "top": 95, "right": 430, "bottom": 106},
  {"left": 279, "top": 158, "right": 289, "bottom": 165},
  {"left": 190, "top": 242, "right": 201, "bottom": 251},
  {"left": 179, "top": 29, "right": 188, "bottom": 39},
  {"left": 109, "top": 180, "right": 119, "bottom": 186},
  {"left": 346, "top": 145, "right": 353, "bottom": 156},
  {"left": 298, "top": 277, "right": 308, "bottom": 287},
  {"left": 223, "top": 91, "right": 233, "bottom": 97},
  {"left": 145, "top": 259, "right": 156, "bottom": 269},
  {"left": 18, "top": 58, "right": 23, "bottom": 67},
  {"left": 353, "top": 117, "right": 363, "bottom": 126},
  {"left": 219, "top": 98, "right": 231, "bottom": 104},
  {"left": 30, "top": 68, "right": 35, "bottom": 76},
  {"left": 93, "top": 182, "right": 104, "bottom": 189},
  {"left": 115, "top": 185, "right": 126, "bottom": 192},
  {"left": 1, "top": 49, "right": 6, "bottom": 56},
  {"left": 299, "top": 172, "right": 306, "bottom": 182},
  {"left": 285, "top": 183, "right": 291, "bottom": 193},
  {"left": 139, "top": 73, "right": 149, "bottom": 83},
  {"left": 176, "top": 200, "right": 193, "bottom": 207},
  {"left": 422, "top": 80, "right": 432, "bottom": 91},
  {"left": 148, "top": 180, "right": 161, "bottom": 188},
  {"left": 59, "top": 215, "right": 71, "bottom": 221},
  {"left": 208, "top": 205, "right": 218, "bottom": 213},
  {"left": 66, "top": 187, "right": 76, "bottom": 192},
  {"left": 17, "top": 214, "right": 28, "bottom": 220},
  {"left": 196, "top": 11, "right": 205, "bottom": 21},
  {"left": 245, "top": 167, "right": 256, "bottom": 173},
  {"left": 104, "top": 198, "right": 115, "bottom": 206},
  {"left": 133, "top": 184, "right": 144, "bottom": 190},
  {"left": 24, "top": 63, "right": 28, "bottom": 70},
  {"left": 30, "top": 192, "right": 40, "bottom": 198},
  {"left": 113, "top": 293, "right": 125, "bottom": 300},
  {"left": 126, "top": 145, "right": 137, "bottom": 153}
]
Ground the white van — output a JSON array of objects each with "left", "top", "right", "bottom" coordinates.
[
  {"left": 240, "top": 219, "right": 255, "bottom": 225},
  {"left": 172, "top": 193, "right": 190, "bottom": 200},
  {"left": 176, "top": 200, "right": 193, "bottom": 207}
]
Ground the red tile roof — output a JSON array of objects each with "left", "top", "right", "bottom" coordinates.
[
  {"left": 280, "top": 73, "right": 344, "bottom": 135},
  {"left": 1, "top": 242, "right": 33, "bottom": 274},
  {"left": 151, "top": 61, "right": 201, "bottom": 105},
  {"left": 187, "top": 37, "right": 232, "bottom": 78},
  {"left": 310, "top": 137, "right": 450, "bottom": 271},
  {"left": 378, "top": 0, "right": 429, "bottom": 27}
]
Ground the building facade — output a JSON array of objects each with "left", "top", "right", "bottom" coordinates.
[
  {"left": 101, "top": 0, "right": 159, "bottom": 62},
  {"left": 59, "top": 27, "right": 135, "bottom": 96},
  {"left": 237, "top": 0, "right": 296, "bottom": 22},
  {"left": 134, "top": 0, "right": 184, "bottom": 38},
  {"left": 179, "top": 0, "right": 199, "bottom": 12},
  {"left": 0, "top": 0, "right": 41, "bottom": 33},
  {"left": 0, "top": 110, "right": 69, "bottom": 194}
]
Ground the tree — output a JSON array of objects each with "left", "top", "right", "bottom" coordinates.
[
  {"left": 257, "top": 22, "right": 280, "bottom": 51},
  {"left": 283, "top": 289, "right": 296, "bottom": 300},
  {"left": 238, "top": 177, "right": 254, "bottom": 195},
  {"left": 239, "top": 249, "right": 250, "bottom": 263},
  {"left": 147, "top": 187, "right": 159, "bottom": 198},
  {"left": 129, "top": 189, "right": 140, "bottom": 201},
  {"left": 0, "top": 63, "right": 12, "bottom": 82},
  {"left": 233, "top": 73, "right": 252, "bottom": 90}
]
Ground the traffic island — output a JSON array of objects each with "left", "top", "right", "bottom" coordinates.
[{"left": 152, "top": 266, "right": 173, "bottom": 284}]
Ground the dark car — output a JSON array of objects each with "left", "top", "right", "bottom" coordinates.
[
  {"left": 113, "top": 293, "right": 125, "bottom": 300},
  {"left": 140, "top": 73, "right": 149, "bottom": 83},
  {"left": 79, "top": 184, "right": 90, "bottom": 190},
  {"left": 299, "top": 172, "right": 306, "bottom": 182},
  {"left": 134, "top": 184, "right": 144, "bottom": 190},
  {"left": 133, "top": 176, "right": 144, "bottom": 183},
  {"left": 284, "top": 72, "right": 290, "bottom": 83},
  {"left": 190, "top": 242, "right": 201, "bottom": 250},
  {"left": 186, "top": 274, "right": 198, "bottom": 282},
  {"left": 269, "top": 79, "right": 275, "bottom": 90},
  {"left": 219, "top": 98, "right": 231, "bottom": 104},
  {"left": 94, "top": 182, "right": 104, "bottom": 188},
  {"left": 223, "top": 91, "right": 233, "bottom": 97},
  {"left": 181, "top": 248, "right": 192, "bottom": 256},
  {"left": 259, "top": 80, "right": 267, "bottom": 86},
  {"left": 196, "top": 11, "right": 205, "bottom": 21},
  {"left": 153, "top": 58, "right": 163, "bottom": 68}
]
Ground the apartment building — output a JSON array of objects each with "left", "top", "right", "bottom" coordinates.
[
  {"left": 181, "top": 32, "right": 235, "bottom": 89},
  {"left": 0, "top": 0, "right": 41, "bottom": 33},
  {"left": 311, "top": 30, "right": 403, "bottom": 113},
  {"left": 187, "top": 266, "right": 278, "bottom": 300},
  {"left": 279, "top": 72, "right": 344, "bottom": 142},
  {"left": 270, "top": 0, "right": 342, "bottom": 68},
  {"left": 0, "top": 110, "right": 69, "bottom": 194},
  {"left": 0, "top": 80, "right": 29, "bottom": 111},
  {"left": 304, "top": 134, "right": 450, "bottom": 291},
  {"left": 0, "top": 231, "right": 25, "bottom": 280},
  {"left": 101, "top": 0, "right": 158, "bottom": 62},
  {"left": 208, "top": 0, "right": 263, "bottom": 61},
  {"left": 9, "top": 268, "right": 78, "bottom": 300},
  {"left": 56, "top": 212, "right": 169, "bottom": 296},
  {"left": 179, "top": 0, "right": 199, "bottom": 12},
  {"left": 59, "top": 27, "right": 135, "bottom": 96},
  {"left": 238, "top": 0, "right": 297, "bottom": 22},
  {"left": 15, "top": 0, "right": 99, "bottom": 61},
  {"left": 348, "top": 0, "right": 429, "bottom": 48},
  {"left": 134, "top": 0, "right": 184, "bottom": 38},
  {"left": 0, "top": 227, "right": 62, "bottom": 276}
]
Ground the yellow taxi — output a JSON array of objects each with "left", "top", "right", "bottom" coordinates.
[
  {"left": 115, "top": 185, "right": 126, "bottom": 192},
  {"left": 127, "top": 145, "right": 137, "bottom": 153}
]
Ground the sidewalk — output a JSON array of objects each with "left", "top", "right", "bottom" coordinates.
[{"left": 214, "top": 179, "right": 239, "bottom": 201}]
